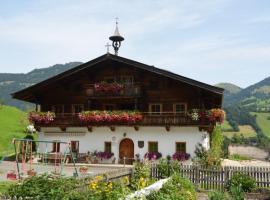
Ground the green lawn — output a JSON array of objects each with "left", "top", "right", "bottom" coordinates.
[
  {"left": 223, "top": 125, "right": 257, "bottom": 138},
  {"left": 0, "top": 105, "right": 28, "bottom": 157},
  {"left": 251, "top": 112, "right": 270, "bottom": 138}
]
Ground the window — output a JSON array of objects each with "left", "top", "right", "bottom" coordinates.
[
  {"left": 148, "top": 141, "right": 158, "bottom": 152},
  {"left": 149, "top": 104, "right": 162, "bottom": 114},
  {"left": 173, "top": 103, "right": 187, "bottom": 115},
  {"left": 103, "top": 104, "right": 115, "bottom": 111},
  {"left": 52, "top": 142, "right": 60, "bottom": 153},
  {"left": 120, "top": 76, "right": 134, "bottom": 85},
  {"left": 104, "top": 76, "right": 116, "bottom": 83},
  {"left": 72, "top": 104, "right": 84, "bottom": 114},
  {"left": 71, "top": 141, "right": 79, "bottom": 153},
  {"left": 51, "top": 105, "right": 64, "bottom": 114},
  {"left": 104, "top": 142, "right": 112, "bottom": 153},
  {"left": 175, "top": 142, "right": 186, "bottom": 153}
]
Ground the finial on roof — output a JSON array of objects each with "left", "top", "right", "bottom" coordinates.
[
  {"left": 109, "top": 18, "right": 124, "bottom": 56},
  {"left": 105, "top": 42, "right": 111, "bottom": 53}
]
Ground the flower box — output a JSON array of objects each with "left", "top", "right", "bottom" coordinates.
[
  {"left": 172, "top": 152, "right": 190, "bottom": 161},
  {"left": 78, "top": 110, "right": 143, "bottom": 124},
  {"left": 144, "top": 152, "right": 162, "bottom": 160},
  {"left": 94, "top": 82, "right": 123, "bottom": 95},
  {"left": 28, "top": 111, "right": 55, "bottom": 124}
]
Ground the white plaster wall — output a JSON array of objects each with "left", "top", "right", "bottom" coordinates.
[{"left": 38, "top": 126, "right": 208, "bottom": 161}]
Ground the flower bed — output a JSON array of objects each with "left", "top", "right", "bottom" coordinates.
[
  {"left": 172, "top": 152, "right": 190, "bottom": 161},
  {"left": 94, "top": 82, "right": 123, "bottom": 95},
  {"left": 78, "top": 110, "right": 143, "bottom": 124},
  {"left": 28, "top": 111, "right": 55, "bottom": 124},
  {"left": 188, "top": 108, "right": 225, "bottom": 124},
  {"left": 144, "top": 152, "right": 162, "bottom": 160}
]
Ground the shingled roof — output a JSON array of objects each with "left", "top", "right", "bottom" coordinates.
[{"left": 12, "top": 53, "right": 224, "bottom": 102}]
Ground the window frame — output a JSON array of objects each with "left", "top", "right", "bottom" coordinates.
[
  {"left": 148, "top": 141, "right": 158, "bottom": 152},
  {"left": 72, "top": 104, "right": 84, "bottom": 114},
  {"left": 71, "top": 141, "right": 79, "bottom": 153},
  {"left": 175, "top": 142, "right": 186, "bottom": 153},
  {"left": 52, "top": 141, "right": 60, "bottom": 153},
  {"left": 149, "top": 103, "right": 163, "bottom": 115},
  {"left": 173, "top": 103, "right": 187, "bottom": 115},
  {"left": 104, "top": 141, "right": 112, "bottom": 153}
]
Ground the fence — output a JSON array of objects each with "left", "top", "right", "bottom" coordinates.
[{"left": 151, "top": 164, "right": 270, "bottom": 191}]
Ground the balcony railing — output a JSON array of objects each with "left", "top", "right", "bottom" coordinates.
[
  {"left": 34, "top": 112, "right": 212, "bottom": 128},
  {"left": 85, "top": 83, "right": 141, "bottom": 98}
]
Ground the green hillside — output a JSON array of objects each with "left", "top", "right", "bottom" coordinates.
[
  {"left": 0, "top": 105, "right": 28, "bottom": 157},
  {"left": 251, "top": 112, "right": 270, "bottom": 138},
  {"left": 215, "top": 82, "right": 242, "bottom": 94}
]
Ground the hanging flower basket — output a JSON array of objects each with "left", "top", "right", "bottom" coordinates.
[
  {"left": 94, "top": 82, "right": 123, "bottom": 95},
  {"left": 28, "top": 111, "right": 56, "bottom": 124},
  {"left": 78, "top": 111, "right": 143, "bottom": 124}
]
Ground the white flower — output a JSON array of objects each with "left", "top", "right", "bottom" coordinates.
[{"left": 27, "top": 125, "right": 36, "bottom": 134}]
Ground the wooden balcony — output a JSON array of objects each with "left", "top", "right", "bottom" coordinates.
[
  {"left": 85, "top": 83, "right": 141, "bottom": 98},
  {"left": 34, "top": 112, "right": 212, "bottom": 129}
]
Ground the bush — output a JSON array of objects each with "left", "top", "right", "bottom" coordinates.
[
  {"left": 131, "top": 161, "right": 153, "bottom": 190},
  {"left": 227, "top": 173, "right": 256, "bottom": 195},
  {"left": 146, "top": 173, "right": 196, "bottom": 200},
  {"left": 208, "top": 190, "right": 229, "bottom": 200}
]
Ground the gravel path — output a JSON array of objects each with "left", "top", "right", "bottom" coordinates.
[
  {"left": 0, "top": 161, "right": 128, "bottom": 181},
  {"left": 222, "top": 159, "right": 270, "bottom": 167}
]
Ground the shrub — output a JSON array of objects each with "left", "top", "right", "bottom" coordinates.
[
  {"left": 146, "top": 173, "right": 196, "bottom": 200},
  {"left": 208, "top": 190, "right": 229, "bottom": 200},
  {"left": 227, "top": 173, "right": 256, "bottom": 194},
  {"left": 156, "top": 158, "right": 180, "bottom": 178},
  {"left": 131, "top": 161, "right": 153, "bottom": 190}
]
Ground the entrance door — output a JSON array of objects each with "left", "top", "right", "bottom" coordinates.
[{"left": 119, "top": 138, "right": 134, "bottom": 164}]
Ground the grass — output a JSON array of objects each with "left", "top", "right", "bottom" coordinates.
[
  {"left": 0, "top": 105, "right": 28, "bottom": 157},
  {"left": 221, "top": 119, "right": 233, "bottom": 131},
  {"left": 251, "top": 112, "right": 270, "bottom": 138},
  {"left": 223, "top": 125, "right": 257, "bottom": 138},
  {"left": 229, "top": 154, "right": 251, "bottom": 161},
  {"left": 0, "top": 181, "right": 15, "bottom": 194}
]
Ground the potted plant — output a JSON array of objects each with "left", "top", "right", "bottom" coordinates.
[{"left": 95, "top": 151, "right": 115, "bottom": 164}]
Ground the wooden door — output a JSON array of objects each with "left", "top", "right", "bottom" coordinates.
[{"left": 119, "top": 138, "right": 134, "bottom": 164}]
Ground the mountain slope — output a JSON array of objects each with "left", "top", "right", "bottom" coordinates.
[
  {"left": 0, "top": 62, "right": 82, "bottom": 110},
  {"left": 0, "top": 105, "right": 27, "bottom": 156},
  {"left": 224, "top": 77, "right": 270, "bottom": 110},
  {"left": 215, "top": 83, "right": 242, "bottom": 95}
]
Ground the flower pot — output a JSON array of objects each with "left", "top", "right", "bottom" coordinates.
[
  {"left": 79, "top": 167, "right": 88, "bottom": 173},
  {"left": 27, "top": 170, "right": 37, "bottom": 177}
]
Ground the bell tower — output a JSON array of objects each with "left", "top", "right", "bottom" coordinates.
[{"left": 109, "top": 18, "right": 124, "bottom": 56}]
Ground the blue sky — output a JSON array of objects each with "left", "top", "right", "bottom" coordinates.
[{"left": 0, "top": 0, "right": 269, "bottom": 88}]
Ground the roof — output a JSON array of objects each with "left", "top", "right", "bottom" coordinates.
[{"left": 12, "top": 53, "right": 224, "bottom": 102}]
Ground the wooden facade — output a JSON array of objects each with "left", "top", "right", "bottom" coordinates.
[{"left": 12, "top": 53, "right": 224, "bottom": 128}]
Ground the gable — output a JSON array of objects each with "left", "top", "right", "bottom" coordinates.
[{"left": 12, "top": 53, "right": 224, "bottom": 103}]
